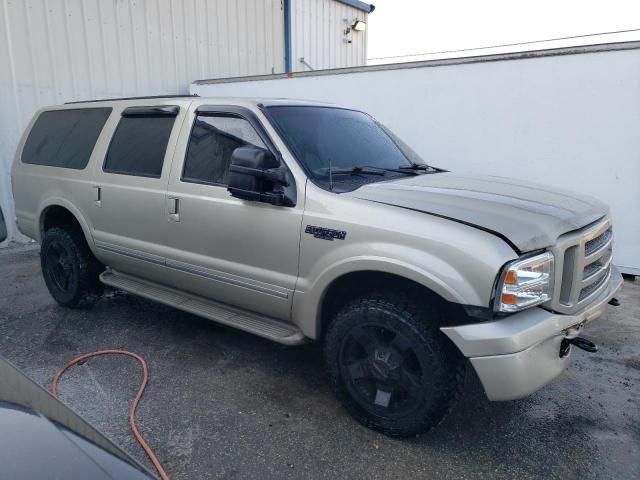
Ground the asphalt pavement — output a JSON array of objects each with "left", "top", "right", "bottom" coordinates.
[{"left": 1, "top": 245, "right": 638, "bottom": 479}]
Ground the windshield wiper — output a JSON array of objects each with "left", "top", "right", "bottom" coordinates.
[
  {"left": 398, "top": 163, "right": 432, "bottom": 171},
  {"left": 327, "top": 166, "right": 386, "bottom": 176}
]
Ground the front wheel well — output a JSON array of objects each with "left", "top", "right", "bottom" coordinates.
[{"left": 319, "top": 271, "right": 470, "bottom": 337}]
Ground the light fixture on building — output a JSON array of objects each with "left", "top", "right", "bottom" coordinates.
[{"left": 351, "top": 19, "right": 366, "bottom": 31}]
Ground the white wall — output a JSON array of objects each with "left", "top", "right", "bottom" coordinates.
[
  {"left": 291, "top": 0, "right": 368, "bottom": 72},
  {"left": 192, "top": 43, "right": 640, "bottom": 273},
  {"left": 0, "top": 0, "right": 285, "bottom": 245}
]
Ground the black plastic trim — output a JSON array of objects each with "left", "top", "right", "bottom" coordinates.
[
  {"left": 122, "top": 105, "right": 180, "bottom": 117},
  {"left": 460, "top": 304, "right": 495, "bottom": 322}
]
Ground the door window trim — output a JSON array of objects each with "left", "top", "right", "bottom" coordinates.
[{"left": 180, "top": 106, "right": 283, "bottom": 188}]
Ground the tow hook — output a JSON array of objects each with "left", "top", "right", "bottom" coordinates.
[
  {"left": 608, "top": 297, "right": 621, "bottom": 306},
  {"left": 560, "top": 336, "right": 598, "bottom": 358}
]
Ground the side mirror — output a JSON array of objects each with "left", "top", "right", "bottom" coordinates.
[{"left": 227, "top": 146, "right": 293, "bottom": 206}]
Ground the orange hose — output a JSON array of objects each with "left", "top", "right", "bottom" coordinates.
[{"left": 51, "top": 349, "right": 169, "bottom": 480}]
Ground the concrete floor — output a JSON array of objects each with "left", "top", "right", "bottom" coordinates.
[{"left": 1, "top": 245, "right": 639, "bottom": 480}]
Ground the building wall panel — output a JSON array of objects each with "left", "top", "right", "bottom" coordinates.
[
  {"left": 290, "top": 0, "right": 367, "bottom": 72},
  {"left": 0, "top": 0, "right": 285, "bottom": 244}
]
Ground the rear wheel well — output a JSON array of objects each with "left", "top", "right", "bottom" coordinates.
[
  {"left": 319, "top": 271, "right": 469, "bottom": 337},
  {"left": 41, "top": 205, "right": 83, "bottom": 237}
]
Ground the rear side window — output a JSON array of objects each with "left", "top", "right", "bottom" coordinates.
[
  {"left": 182, "top": 115, "right": 266, "bottom": 185},
  {"left": 104, "top": 107, "right": 178, "bottom": 178},
  {"left": 22, "top": 108, "right": 111, "bottom": 169}
]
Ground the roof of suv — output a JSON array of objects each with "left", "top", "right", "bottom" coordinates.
[{"left": 64, "top": 95, "right": 340, "bottom": 109}]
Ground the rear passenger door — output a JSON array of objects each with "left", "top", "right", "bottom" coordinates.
[
  {"left": 89, "top": 102, "right": 188, "bottom": 283},
  {"left": 162, "top": 104, "right": 304, "bottom": 321}
]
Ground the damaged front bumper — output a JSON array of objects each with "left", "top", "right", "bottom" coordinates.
[{"left": 441, "top": 266, "right": 624, "bottom": 401}]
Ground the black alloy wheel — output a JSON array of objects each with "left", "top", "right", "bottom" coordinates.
[
  {"left": 43, "top": 239, "right": 74, "bottom": 293},
  {"left": 324, "top": 292, "right": 465, "bottom": 437},
  {"left": 339, "top": 323, "right": 427, "bottom": 417},
  {"left": 40, "top": 226, "right": 104, "bottom": 307}
]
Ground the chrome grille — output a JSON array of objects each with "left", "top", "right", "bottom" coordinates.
[
  {"left": 579, "top": 273, "right": 608, "bottom": 301},
  {"left": 582, "top": 247, "right": 612, "bottom": 280},
  {"left": 585, "top": 228, "right": 612, "bottom": 256},
  {"left": 549, "top": 218, "right": 613, "bottom": 314}
]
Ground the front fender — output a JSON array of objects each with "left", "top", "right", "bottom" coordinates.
[{"left": 292, "top": 248, "right": 479, "bottom": 339}]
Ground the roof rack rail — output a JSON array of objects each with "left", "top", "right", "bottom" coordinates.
[{"left": 65, "top": 94, "right": 199, "bottom": 104}]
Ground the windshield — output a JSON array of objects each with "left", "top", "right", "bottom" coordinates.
[{"left": 266, "top": 106, "right": 428, "bottom": 189}]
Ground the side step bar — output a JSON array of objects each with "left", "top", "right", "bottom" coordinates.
[{"left": 100, "top": 270, "right": 306, "bottom": 346}]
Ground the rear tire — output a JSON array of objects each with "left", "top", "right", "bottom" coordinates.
[
  {"left": 324, "top": 291, "right": 465, "bottom": 437},
  {"left": 40, "top": 226, "right": 104, "bottom": 308}
]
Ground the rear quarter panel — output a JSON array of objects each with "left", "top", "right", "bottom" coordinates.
[{"left": 11, "top": 105, "right": 114, "bottom": 247}]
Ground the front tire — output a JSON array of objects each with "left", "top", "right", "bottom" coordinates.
[
  {"left": 324, "top": 292, "right": 465, "bottom": 437},
  {"left": 41, "top": 226, "right": 104, "bottom": 308}
]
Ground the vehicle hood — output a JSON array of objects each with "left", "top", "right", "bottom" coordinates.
[
  {"left": 346, "top": 172, "right": 608, "bottom": 253},
  {"left": 0, "top": 357, "right": 153, "bottom": 480}
]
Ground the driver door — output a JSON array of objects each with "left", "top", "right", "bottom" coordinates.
[{"left": 162, "top": 104, "right": 304, "bottom": 321}]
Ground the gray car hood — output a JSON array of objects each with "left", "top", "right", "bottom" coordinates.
[{"left": 346, "top": 172, "right": 608, "bottom": 253}]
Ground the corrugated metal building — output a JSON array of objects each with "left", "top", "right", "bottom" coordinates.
[{"left": 0, "top": 0, "right": 374, "bottom": 245}]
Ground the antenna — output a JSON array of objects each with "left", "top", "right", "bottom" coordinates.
[{"left": 328, "top": 158, "right": 334, "bottom": 191}]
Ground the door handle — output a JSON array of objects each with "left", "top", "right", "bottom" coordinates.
[
  {"left": 93, "top": 186, "right": 101, "bottom": 207},
  {"left": 168, "top": 197, "right": 180, "bottom": 222}
]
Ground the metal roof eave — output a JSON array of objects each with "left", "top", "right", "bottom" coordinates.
[
  {"left": 193, "top": 40, "right": 640, "bottom": 86},
  {"left": 334, "top": 0, "right": 375, "bottom": 14}
]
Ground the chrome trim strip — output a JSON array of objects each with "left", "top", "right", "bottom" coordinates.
[
  {"left": 166, "top": 260, "right": 290, "bottom": 299},
  {"left": 581, "top": 264, "right": 609, "bottom": 288},
  {"left": 583, "top": 253, "right": 613, "bottom": 282},
  {"left": 584, "top": 235, "right": 613, "bottom": 262},
  {"left": 96, "top": 242, "right": 290, "bottom": 299},
  {"left": 577, "top": 269, "right": 612, "bottom": 305},
  {"left": 95, "top": 242, "right": 165, "bottom": 266}
]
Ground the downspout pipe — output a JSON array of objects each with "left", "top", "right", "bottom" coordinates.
[{"left": 283, "top": 0, "right": 292, "bottom": 73}]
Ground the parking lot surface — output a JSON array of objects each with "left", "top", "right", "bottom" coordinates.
[{"left": 1, "top": 245, "right": 639, "bottom": 479}]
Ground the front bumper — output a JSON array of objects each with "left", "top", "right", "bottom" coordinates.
[{"left": 441, "top": 266, "right": 623, "bottom": 400}]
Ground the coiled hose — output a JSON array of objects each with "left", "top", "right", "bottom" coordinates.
[{"left": 51, "top": 349, "right": 169, "bottom": 480}]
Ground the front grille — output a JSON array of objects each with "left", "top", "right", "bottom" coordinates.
[
  {"left": 579, "top": 272, "right": 609, "bottom": 301},
  {"left": 585, "top": 228, "right": 612, "bottom": 256},
  {"left": 550, "top": 218, "right": 613, "bottom": 314},
  {"left": 582, "top": 247, "right": 612, "bottom": 280}
]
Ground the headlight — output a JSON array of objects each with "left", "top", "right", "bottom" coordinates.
[{"left": 495, "top": 252, "right": 554, "bottom": 313}]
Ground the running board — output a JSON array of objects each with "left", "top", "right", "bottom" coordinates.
[{"left": 100, "top": 270, "right": 306, "bottom": 346}]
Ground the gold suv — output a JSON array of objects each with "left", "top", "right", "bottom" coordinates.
[{"left": 12, "top": 96, "right": 622, "bottom": 436}]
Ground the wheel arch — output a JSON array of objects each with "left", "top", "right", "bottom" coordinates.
[
  {"left": 293, "top": 258, "right": 473, "bottom": 339},
  {"left": 38, "top": 199, "right": 95, "bottom": 252}
]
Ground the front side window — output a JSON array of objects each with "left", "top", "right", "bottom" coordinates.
[
  {"left": 22, "top": 108, "right": 111, "bottom": 169},
  {"left": 182, "top": 115, "right": 266, "bottom": 185},
  {"left": 104, "top": 112, "right": 176, "bottom": 178}
]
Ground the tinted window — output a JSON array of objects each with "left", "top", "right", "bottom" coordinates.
[
  {"left": 22, "top": 108, "right": 111, "bottom": 169},
  {"left": 104, "top": 115, "right": 176, "bottom": 178},
  {"left": 183, "top": 115, "right": 266, "bottom": 185}
]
